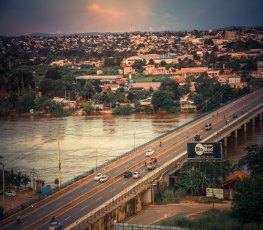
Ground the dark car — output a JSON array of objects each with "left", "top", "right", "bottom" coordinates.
[
  {"left": 194, "top": 134, "right": 202, "bottom": 141},
  {"left": 124, "top": 171, "right": 132, "bottom": 178},
  {"left": 233, "top": 113, "right": 238, "bottom": 118}
]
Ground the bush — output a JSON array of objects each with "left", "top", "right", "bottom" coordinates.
[
  {"left": 112, "top": 105, "right": 132, "bottom": 115},
  {"left": 156, "top": 188, "right": 186, "bottom": 204},
  {"left": 161, "top": 209, "right": 242, "bottom": 230}
]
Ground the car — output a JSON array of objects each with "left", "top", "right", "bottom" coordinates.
[
  {"left": 99, "top": 175, "right": 108, "bottom": 183},
  {"left": 194, "top": 134, "right": 202, "bottom": 141},
  {"left": 124, "top": 171, "right": 132, "bottom": 178},
  {"left": 233, "top": 113, "right": 238, "bottom": 118},
  {"left": 150, "top": 157, "right": 158, "bottom": 163},
  {"left": 49, "top": 222, "right": 62, "bottom": 230},
  {"left": 147, "top": 162, "right": 156, "bottom": 170},
  {"left": 94, "top": 173, "right": 103, "bottom": 181},
  {"left": 133, "top": 172, "right": 141, "bottom": 179},
  {"left": 5, "top": 190, "right": 16, "bottom": 197},
  {"left": 145, "top": 149, "right": 154, "bottom": 157},
  {"left": 205, "top": 122, "right": 212, "bottom": 130}
]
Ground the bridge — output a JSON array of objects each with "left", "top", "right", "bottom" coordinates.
[{"left": 1, "top": 88, "right": 263, "bottom": 230}]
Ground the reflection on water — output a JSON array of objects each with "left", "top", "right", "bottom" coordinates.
[
  {"left": 224, "top": 118, "right": 263, "bottom": 165},
  {"left": 0, "top": 113, "right": 262, "bottom": 184}
]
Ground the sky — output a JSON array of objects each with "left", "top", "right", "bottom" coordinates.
[{"left": 0, "top": 0, "right": 262, "bottom": 36}]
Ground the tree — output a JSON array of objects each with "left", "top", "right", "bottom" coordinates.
[
  {"left": 159, "top": 78, "right": 180, "bottom": 101},
  {"left": 232, "top": 144, "right": 263, "bottom": 224},
  {"left": 83, "top": 102, "right": 94, "bottom": 115},
  {"left": 45, "top": 67, "right": 61, "bottom": 80},
  {"left": 151, "top": 90, "right": 175, "bottom": 110},
  {"left": 21, "top": 173, "right": 31, "bottom": 189},
  {"left": 237, "top": 144, "right": 263, "bottom": 176},
  {"left": 176, "top": 161, "right": 230, "bottom": 196}
]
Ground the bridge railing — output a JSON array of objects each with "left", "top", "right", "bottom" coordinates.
[{"left": 66, "top": 150, "right": 187, "bottom": 229}]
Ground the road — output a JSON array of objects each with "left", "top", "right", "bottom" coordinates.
[{"left": 2, "top": 88, "right": 263, "bottom": 230}]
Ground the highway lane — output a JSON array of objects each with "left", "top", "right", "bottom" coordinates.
[{"left": 2, "top": 88, "right": 263, "bottom": 230}]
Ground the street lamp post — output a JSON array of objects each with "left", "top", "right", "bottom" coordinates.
[
  {"left": 0, "top": 162, "right": 5, "bottom": 213},
  {"left": 133, "top": 132, "right": 135, "bottom": 149}
]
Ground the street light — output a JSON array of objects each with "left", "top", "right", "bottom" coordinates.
[{"left": 0, "top": 162, "right": 5, "bottom": 213}]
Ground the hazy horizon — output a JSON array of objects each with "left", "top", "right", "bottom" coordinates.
[{"left": 0, "top": 0, "right": 262, "bottom": 36}]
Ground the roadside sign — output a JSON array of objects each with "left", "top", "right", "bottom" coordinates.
[
  {"left": 187, "top": 142, "right": 223, "bottom": 160},
  {"left": 206, "top": 188, "right": 224, "bottom": 199}
]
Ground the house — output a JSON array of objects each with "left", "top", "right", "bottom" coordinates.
[
  {"left": 222, "top": 171, "right": 249, "bottom": 199},
  {"left": 129, "top": 82, "right": 161, "bottom": 91},
  {"left": 123, "top": 66, "right": 136, "bottom": 75}
]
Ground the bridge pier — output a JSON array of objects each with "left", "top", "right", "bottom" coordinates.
[
  {"left": 252, "top": 118, "right": 255, "bottom": 126},
  {"left": 244, "top": 123, "right": 247, "bottom": 132},
  {"left": 260, "top": 112, "right": 262, "bottom": 121},
  {"left": 224, "top": 137, "right": 228, "bottom": 147},
  {"left": 234, "top": 130, "right": 238, "bottom": 138}
]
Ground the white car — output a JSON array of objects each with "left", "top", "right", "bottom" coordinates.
[
  {"left": 94, "top": 173, "right": 103, "bottom": 181},
  {"left": 5, "top": 190, "right": 16, "bottom": 197},
  {"left": 133, "top": 172, "right": 141, "bottom": 179},
  {"left": 99, "top": 175, "right": 109, "bottom": 183},
  {"left": 49, "top": 222, "right": 62, "bottom": 230},
  {"left": 145, "top": 149, "right": 154, "bottom": 157}
]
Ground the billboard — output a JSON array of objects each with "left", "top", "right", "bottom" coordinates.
[{"left": 187, "top": 142, "right": 223, "bottom": 160}]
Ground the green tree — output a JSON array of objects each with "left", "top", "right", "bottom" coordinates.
[
  {"left": 232, "top": 144, "right": 263, "bottom": 224},
  {"left": 151, "top": 90, "right": 175, "bottom": 110},
  {"left": 45, "top": 67, "right": 61, "bottom": 80},
  {"left": 21, "top": 173, "right": 31, "bottom": 189},
  {"left": 237, "top": 144, "right": 263, "bottom": 176},
  {"left": 83, "top": 102, "right": 94, "bottom": 115},
  {"left": 112, "top": 104, "right": 132, "bottom": 115},
  {"left": 159, "top": 78, "right": 180, "bottom": 101}
]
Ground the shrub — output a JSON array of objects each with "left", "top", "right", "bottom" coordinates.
[{"left": 112, "top": 105, "right": 132, "bottom": 115}]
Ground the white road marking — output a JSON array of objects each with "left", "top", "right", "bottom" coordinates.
[
  {"left": 96, "top": 196, "right": 103, "bottom": 201},
  {"left": 81, "top": 205, "right": 89, "bottom": 211},
  {"left": 122, "top": 181, "right": 128, "bottom": 185},
  {"left": 64, "top": 216, "right": 72, "bottom": 221}
]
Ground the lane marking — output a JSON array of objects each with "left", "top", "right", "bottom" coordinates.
[
  {"left": 96, "top": 196, "right": 103, "bottom": 201},
  {"left": 81, "top": 205, "right": 89, "bottom": 211},
  {"left": 64, "top": 216, "right": 72, "bottom": 221},
  {"left": 122, "top": 181, "right": 128, "bottom": 185}
]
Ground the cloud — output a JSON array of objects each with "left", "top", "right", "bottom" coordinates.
[{"left": 87, "top": 3, "right": 125, "bottom": 18}]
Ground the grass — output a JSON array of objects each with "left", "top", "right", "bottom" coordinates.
[{"left": 160, "top": 209, "right": 244, "bottom": 230}]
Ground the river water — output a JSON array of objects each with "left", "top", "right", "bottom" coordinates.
[{"left": 0, "top": 113, "right": 262, "bottom": 185}]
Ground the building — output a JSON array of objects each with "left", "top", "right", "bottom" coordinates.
[
  {"left": 257, "top": 61, "right": 263, "bottom": 72},
  {"left": 225, "top": 31, "right": 236, "bottom": 40}
]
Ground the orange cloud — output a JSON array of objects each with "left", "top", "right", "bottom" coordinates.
[{"left": 87, "top": 3, "right": 124, "bottom": 18}]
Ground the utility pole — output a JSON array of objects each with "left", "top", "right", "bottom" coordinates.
[
  {"left": 57, "top": 126, "right": 62, "bottom": 188},
  {"left": 96, "top": 149, "right": 98, "bottom": 171},
  {"left": 133, "top": 132, "right": 135, "bottom": 149},
  {"left": 0, "top": 162, "right": 5, "bottom": 212}
]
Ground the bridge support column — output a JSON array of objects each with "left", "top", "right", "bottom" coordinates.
[
  {"left": 224, "top": 137, "right": 228, "bottom": 147},
  {"left": 234, "top": 130, "right": 238, "bottom": 138},
  {"left": 244, "top": 124, "right": 247, "bottom": 132},
  {"left": 260, "top": 113, "right": 262, "bottom": 121},
  {"left": 252, "top": 118, "right": 255, "bottom": 126}
]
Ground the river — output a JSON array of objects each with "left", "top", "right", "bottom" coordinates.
[{"left": 0, "top": 113, "right": 262, "bottom": 185}]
